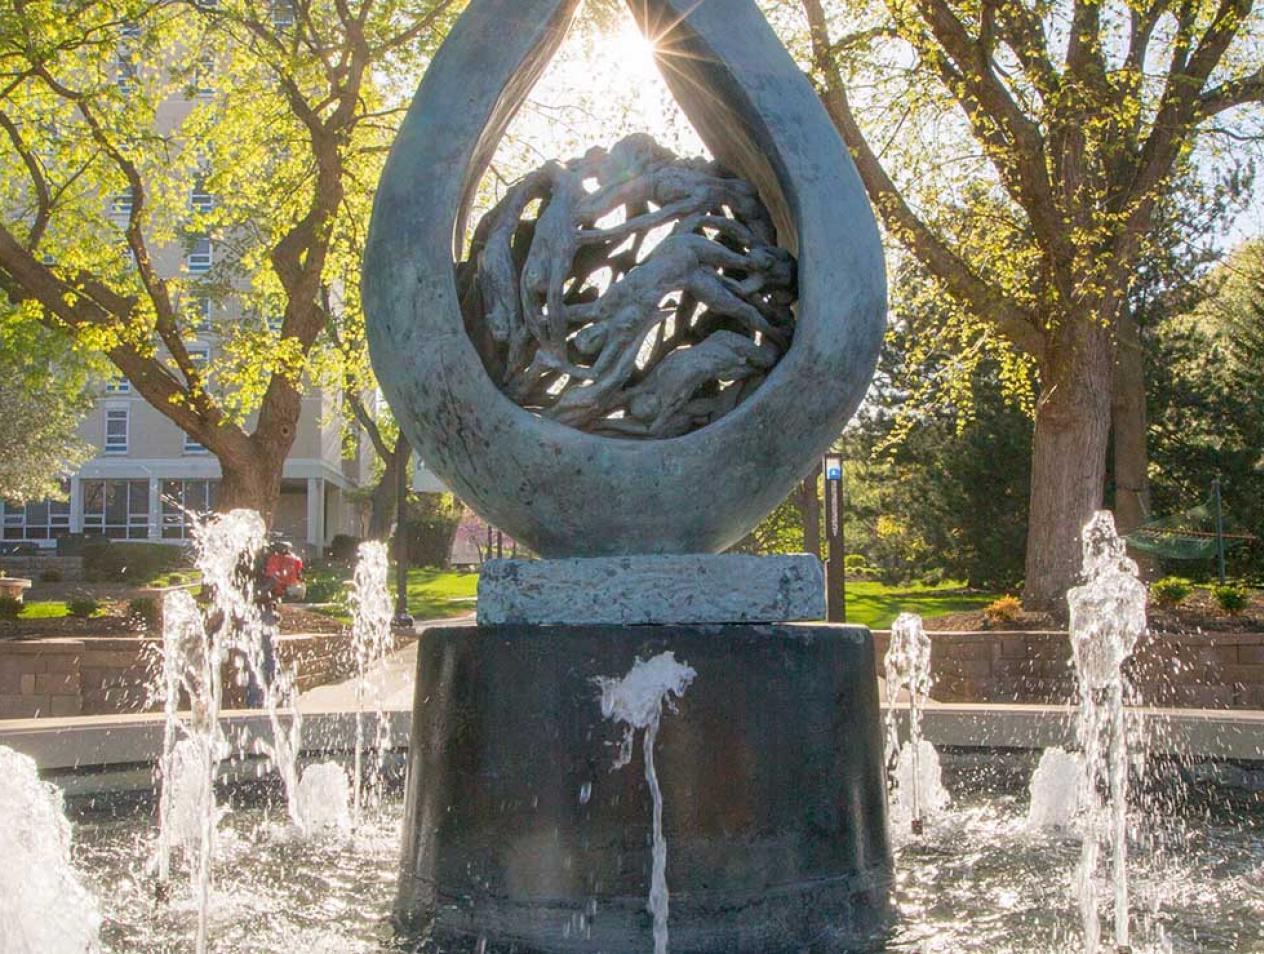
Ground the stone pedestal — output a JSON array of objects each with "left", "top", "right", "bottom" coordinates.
[{"left": 395, "top": 622, "right": 892, "bottom": 953}]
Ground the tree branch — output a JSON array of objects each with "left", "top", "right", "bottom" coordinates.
[
  {"left": 1198, "top": 67, "right": 1264, "bottom": 118},
  {"left": 801, "top": 0, "right": 1046, "bottom": 361}
]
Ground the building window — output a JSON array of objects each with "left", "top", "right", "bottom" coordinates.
[
  {"left": 187, "top": 236, "right": 213, "bottom": 274},
  {"left": 161, "top": 479, "right": 218, "bottom": 539},
  {"left": 105, "top": 374, "right": 131, "bottom": 394},
  {"left": 183, "top": 434, "right": 208, "bottom": 454},
  {"left": 0, "top": 491, "right": 71, "bottom": 541},
  {"left": 190, "top": 180, "right": 214, "bottom": 214},
  {"left": 111, "top": 188, "right": 134, "bottom": 218},
  {"left": 270, "top": 0, "right": 295, "bottom": 28},
  {"left": 194, "top": 54, "right": 215, "bottom": 98},
  {"left": 116, "top": 50, "right": 138, "bottom": 93},
  {"left": 193, "top": 296, "right": 214, "bottom": 331},
  {"left": 105, "top": 407, "right": 129, "bottom": 454},
  {"left": 81, "top": 479, "right": 149, "bottom": 540}
]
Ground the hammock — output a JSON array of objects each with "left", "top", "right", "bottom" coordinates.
[{"left": 1126, "top": 490, "right": 1258, "bottom": 561}]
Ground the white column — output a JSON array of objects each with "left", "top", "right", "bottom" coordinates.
[
  {"left": 148, "top": 477, "right": 162, "bottom": 541},
  {"left": 68, "top": 477, "right": 83, "bottom": 533},
  {"left": 306, "top": 477, "right": 324, "bottom": 555}
]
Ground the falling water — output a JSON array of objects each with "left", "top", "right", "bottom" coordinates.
[
  {"left": 296, "top": 761, "right": 353, "bottom": 833},
  {"left": 156, "top": 509, "right": 317, "bottom": 953},
  {"left": 1067, "top": 511, "right": 1148, "bottom": 953},
  {"left": 1027, "top": 746, "right": 1083, "bottom": 832},
  {"left": 156, "top": 508, "right": 265, "bottom": 954},
  {"left": 885, "top": 612, "right": 943, "bottom": 833},
  {"left": 596, "top": 652, "right": 697, "bottom": 954},
  {"left": 0, "top": 745, "right": 102, "bottom": 954},
  {"left": 348, "top": 540, "right": 394, "bottom": 823}
]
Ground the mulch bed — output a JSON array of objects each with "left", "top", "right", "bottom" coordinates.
[{"left": 925, "top": 587, "right": 1263, "bottom": 634}]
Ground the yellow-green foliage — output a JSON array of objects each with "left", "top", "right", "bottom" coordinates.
[
  {"left": 1150, "top": 577, "right": 1192, "bottom": 608},
  {"left": 984, "top": 595, "right": 1023, "bottom": 628}
]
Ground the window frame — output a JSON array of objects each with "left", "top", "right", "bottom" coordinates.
[{"left": 104, "top": 406, "right": 130, "bottom": 455}]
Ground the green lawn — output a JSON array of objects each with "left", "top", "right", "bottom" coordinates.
[
  {"left": 300, "top": 565, "right": 998, "bottom": 629},
  {"left": 394, "top": 567, "right": 479, "bottom": 620},
  {"left": 843, "top": 580, "right": 1001, "bottom": 629},
  {"left": 307, "top": 565, "right": 479, "bottom": 623},
  {"left": 15, "top": 600, "right": 71, "bottom": 620}
]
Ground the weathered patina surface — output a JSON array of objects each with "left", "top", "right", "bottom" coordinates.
[
  {"left": 362, "top": 0, "right": 886, "bottom": 557},
  {"left": 477, "top": 553, "right": 824, "bottom": 625},
  {"left": 459, "top": 135, "right": 797, "bottom": 439}
]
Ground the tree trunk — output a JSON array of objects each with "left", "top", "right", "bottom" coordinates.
[
  {"left": 217, "top": 446, "right": 285, "bottom": 528},
  {"left": 368, "top": 436, "right": 408, "bottom": 540},
  {"left": 1022, "top": 322, "right": 1115, "bottom": 613},
  {"left": 1111, "top": 308, "right": 1158, "bottom": 578},
  {"left": 797, "top": 464, "right": 822, "bottom": 559}
]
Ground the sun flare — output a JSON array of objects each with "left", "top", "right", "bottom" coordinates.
[{"left": 610, "top": 18, "right": 661, "bottom": 86}]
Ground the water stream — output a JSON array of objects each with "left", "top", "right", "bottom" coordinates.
[
  {"left": 595, "top": 652, "right": 697, "bottom": 954},
  {"left": 885, "top": 612, "right": 946, "bottom": 832},
  {"left": 348, "top": 540, "right": 394, "bottom": 824},
  {"left": 1067, "top": 510, "right": 1149, "bottom": 952}
]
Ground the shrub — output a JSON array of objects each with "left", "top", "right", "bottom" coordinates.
[
  {"left": 0, "top": 596, "right": 23, "bottom": 621},
  {"left": 329, "top": 534, "right": 362, "bottom": 564},
  {"left": 844, "top": 553, "right": 869, "bottom": 571},
  {"left": 39, "top": 568, "right": 63, "bottom": 583},
  {"left": 1212, "top": 584, "right": 1249, "bottom": 616},
  {"left": 403, "top": 494, "right": 464, "bottom": 568},
  {"left": 83, "top": 541, "right": 191, "bottom": 583},
  {"left": 66, "top": 597, "right": 100, "bottom": 618},
  {"left": 984, "top": 595, "right": 1023, "bottom": 628},
  {"left": 304, "top": 575, "right": 346, "bottom": 604},
  {"left": 1150, "top": 576, "right": 1192, "bottom": 608},
  {"left": 128, "top": 597, "right": 160, "bottom": 628}
]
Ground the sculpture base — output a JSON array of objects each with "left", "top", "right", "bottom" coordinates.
[
  {"left": 395, "top": 623, "right": 892, "bottom": 953},
  {"left": 477, "top": 554, "right": 825, "bottom": 625}
]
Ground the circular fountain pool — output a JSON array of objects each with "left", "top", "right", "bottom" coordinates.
[{"left": 55, "top": 749, "right": 1264, "bottom": 953}]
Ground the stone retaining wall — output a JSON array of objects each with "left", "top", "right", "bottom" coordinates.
[
  {"left": 4, "top": 626, "right": 1259, "bottom": 719},
  {"left": 0, "top": 555, "right": 84, "bottom": 583},
  {"left": 0, "top": 629, "right": 403, "bottom": 719},
  {"left": 874, "top": 629, "right": 1264, "bottom": 709}
]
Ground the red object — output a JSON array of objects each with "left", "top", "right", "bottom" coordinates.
[{"left": 264, "top": 551, "right": 303, "bottom": 596}]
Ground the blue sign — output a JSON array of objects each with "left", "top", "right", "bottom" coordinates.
[{"left": 826, "top": 465, "right": 842, "bottom": 481}]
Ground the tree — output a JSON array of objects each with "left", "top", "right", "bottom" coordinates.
[
  {"left": 798, "top": 0, "right": 1263, "bottom": 607},
  {"left": 0, "top": 0, "right": 459, "bottom": 523},
  {"left": 1147, "top": 239, "right": 1264, "bottom": 579},
  {"left": 0, "top": 320, "right": 96, "bottom": 502},
  {"left": 841, "top": 255, "right": 1035, "bottom": 588}
]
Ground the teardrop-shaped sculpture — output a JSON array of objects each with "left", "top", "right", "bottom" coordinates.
[{"left": 363, "top": 0, "right": 886, "bottom": 558}]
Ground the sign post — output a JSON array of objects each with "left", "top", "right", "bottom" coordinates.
[
  {"left": 823, "top": 453, "right": 846, "bottom": 623},
  {"left": 393, "top": 438, "right": 415, "bottom": 630}
]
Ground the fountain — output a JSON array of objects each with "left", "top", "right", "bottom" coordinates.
[
  {"left": 1067, "top": 511, "right": 1148, "bottom": 952},
  {"left": 1, "top": 1, "right": 1261, "bottom": 951},
  {"left": 0, "top": 746, "right": 102, "bottom": 953},
  {"left": 348, "top": 540, "right": 394, "bottom": 823},
  {"left": 366, "top": 0, "right": 893, "bottom": 948},
  {"left": 884, "top": 612, "right": 948, "bottom": 833}
]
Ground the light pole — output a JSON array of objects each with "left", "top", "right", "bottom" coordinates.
[{"left": 823, "top": 452, "right": 846, "bottom": 623}]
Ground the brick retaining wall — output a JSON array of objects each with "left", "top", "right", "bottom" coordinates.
[
  {"left": 0, "top": 629, "right": 407, "bottom": 719},
  {"left": 874, "top": 629, "right": 1264, "bottom": 708}
]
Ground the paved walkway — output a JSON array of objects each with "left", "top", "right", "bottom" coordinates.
[{"left": 298, "top": 615, "right": 473, "bottom": 712}]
